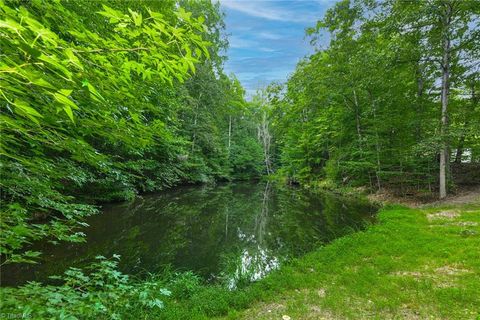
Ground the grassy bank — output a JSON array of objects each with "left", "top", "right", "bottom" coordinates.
[
  {"left": 130, "top": 200, "right": 480, "bottom": 319},
  {"left": 3, "top": 200, "right": 478, "bottom": 319},
  {"left": 157, "top": 202, "right": 480, "bottom": 319},
  {"left": 222, "top": 204, "right": 480, "bottom": 319}
]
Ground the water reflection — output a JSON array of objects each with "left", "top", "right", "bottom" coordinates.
[
  {"left": 226, "top": 247, "right": 279, "bottom": 290},
  {"left": 225, "top": 182, "right": 280, "bottom": 289},
  {"left": 1, "top": 182, "right": 377, "bottom": 287}
]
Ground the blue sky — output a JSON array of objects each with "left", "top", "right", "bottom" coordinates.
[{"left": 218, "top": 0, "right": 337, "bottom": 96}]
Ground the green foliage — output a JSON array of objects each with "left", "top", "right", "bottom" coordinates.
[
  {"left": 47, "top": 203, "right": 476, "bottom": 320},
  {"left": 0, "top": 256, "right": 172, "bottom": 319},
  {"left": 168, "top": 271, "right": 202, "bottom": 299},
  {"left": 269, "top": 0, "right": 480, "bottom": 194},
  {"left": 230, "top": 136, "right": 264, "bottom": 179},
  {"left": 4, "top": 0, "right": 477, "bottom": 318},
  {"left": 0, "top": 0, "right": 264, "bottom": 264}
]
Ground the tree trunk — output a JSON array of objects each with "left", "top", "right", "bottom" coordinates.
[
  {"left": 258, "top": 111, "right": 272, "bottom": 175},
  {"left": 369, "top": 91, "right": 382, "bottom": 190},
  {"left": 415, "top": 63, "right": 424, "bottom": 141},
  {"left": 454, "top": 136, "right": 465, "bottom": 164},
  {"left": 439, "top": 4, "right": 452, "bottom": 199},
  {"left": 353, "top": 89, "right": 362, "bottom": 151},
  {"left": 227, "top": 115, "right": 232, "bottom": 157}
]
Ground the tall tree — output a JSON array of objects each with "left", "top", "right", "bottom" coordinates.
[
  {"left": 271, "top": 0, "right": 479, "bottom": 195},
  {"left": 388, "top": 0, "right": 480, "bottom": 197}
]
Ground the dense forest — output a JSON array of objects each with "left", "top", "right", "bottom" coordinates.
[
  {"left": 266, "top": 0, "right": 480, "bottom": 196},
  {"left": 1, "top": 0, "right": 267, "bottom": 265},
  {"left": 0, "top": 0, "right": 479, "bottom": 319}
]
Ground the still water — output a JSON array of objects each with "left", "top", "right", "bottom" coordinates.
[{"left": 2, "top": 182, "right": 377, "bottom": 288}]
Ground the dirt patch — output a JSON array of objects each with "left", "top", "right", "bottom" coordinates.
[
  {"left": 317, "top": 288, "right": 326, "bottom": 298},
  {"left": 434, "top": 265, "right": 470, "bottom": 276},
  {"left": 397, "top": 305, "right": 423, "bottom": 320},
  {"left": 450, "top": 221, "right": 478, "bottom": 227},
  {"left": 367, "top": 191, "right": 425, "bottom": 207},
  {"left": 242, "top": 300, "right": 338, "bottom": 320},
  {"left": 368, "top": 185, "right": 480, "bottom": 207},
  {"left": 264, "top": 302, "right": 286, "bottom": 313},
  {"left": 393, "top": 264, "right": 471, "bottom": 278},
  {"left": 241, "top": 301, "right": 286, "bottom": 319},
  {"left": 392, "top": 271, "right": 424, "bottom": 278},
  {"left": 305, "top": 305, "right": 336, "bottom": 320},
  {"left": 427, "top": 210, "right": 460, "bottom": 221},
  {"left": 425, "top": 185, "right": 480, "bottom": 207},
  {"left": 392, "top": 264, "right": 471, "bottom": 289}
]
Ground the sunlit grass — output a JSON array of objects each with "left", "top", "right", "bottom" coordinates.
[{"left": 151, "top": 203, "right": 480, "bottom": 319}]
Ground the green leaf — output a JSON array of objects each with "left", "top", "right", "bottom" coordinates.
[
  {"left": 59, "top": 89, "right": 73, "bottom": 96},
  {"left": 97, "top": 5, "right": 125, "bottom": 23},
  {"left": 63, "top": 105, "right": 74, "bottom": 122},
  {"left": 13, "top": 100, "right": 43, "bottom": 123},
  {"left": 128, "top": 9, "right": 142, "bottom": 26},
  {"left": 87, "top": 83, "right": 105, "bottom": 102},
  {"left": 31, "top": 77, "right": 55, "bottom": 89},
  {"left": 53, "top": 90, "right": 78, "bottom": 109},
  {"left": 38, "top": 54, "right": 72, "bottom": 79},
  {"left": 0, "top": 18, "right": 25, "bottom": 32},
  {"left": 53, "top": 90, "right": 78, "bottom": 122},
  {"left": 64, "top": 48, "right": 83, "bottom": 70}
]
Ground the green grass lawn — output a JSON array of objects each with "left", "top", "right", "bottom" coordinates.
[
  {"left": 219, "top": 203, "right": 480, "bottom": 320},
  {"left": 158, "top": 201, "right": 480, "bottom": 319}
]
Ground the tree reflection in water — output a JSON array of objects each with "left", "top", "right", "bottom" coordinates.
[
  {"left": 225, "top": 182, "right": 281, "bottom": 289},
  {"left": 2, "top": 182, "right": 377, "bottom": 287}
]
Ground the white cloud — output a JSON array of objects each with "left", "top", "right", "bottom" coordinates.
[
  {"left": 259, "top": 47, "right": 277, "bottom": 52},
  {"left": 229, "top": 35, "right": 258, "bottom": 48},
  {"left": 219, "top": 0, "right": 316, "bottom": 23},
  {"left": 258, "top": 31, "right": 282, "bottom": 40}
]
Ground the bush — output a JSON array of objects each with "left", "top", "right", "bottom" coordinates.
[
  {"left": 168, "top": 271, "right": 202, "bottom": 299},
  {"left": 0, "top": 256, "right": 171, "bottom": 319}
]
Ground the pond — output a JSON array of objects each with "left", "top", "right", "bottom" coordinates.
[{"left": 1, "top": 182, "right": 377, "bottom": 288}]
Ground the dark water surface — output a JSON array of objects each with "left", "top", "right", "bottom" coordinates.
[{"left": 2, "top": 182, "right": 377, "bottom": 287}]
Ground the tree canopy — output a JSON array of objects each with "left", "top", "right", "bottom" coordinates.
[
  {"left": 267, "top": 0, "right": 479, "bottom": 195},
  {"left": 0, "top": 0, "right": 479, "bottom": 318},
  {"left": 0, "top": 0, "right": 265, "bottom": 265}
]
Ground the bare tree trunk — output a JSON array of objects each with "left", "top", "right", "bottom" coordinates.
[
  {"left": 455, "top": 136, "right": 466, "bottom": 164},
  {"left": 227, "top": 115, "right": 232, "bottom": 157},
  {"left": 258, "top": 111, "right": 272, "bottom": 175},
  {"left": 369, "top": 91, "right": 382, "bottom": 190},
  {"left": 439, "top": 3, "right": 452, "bottom": 199},
  {"left": 353, "top": 89, "right": 362, "bottom": 151}
]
